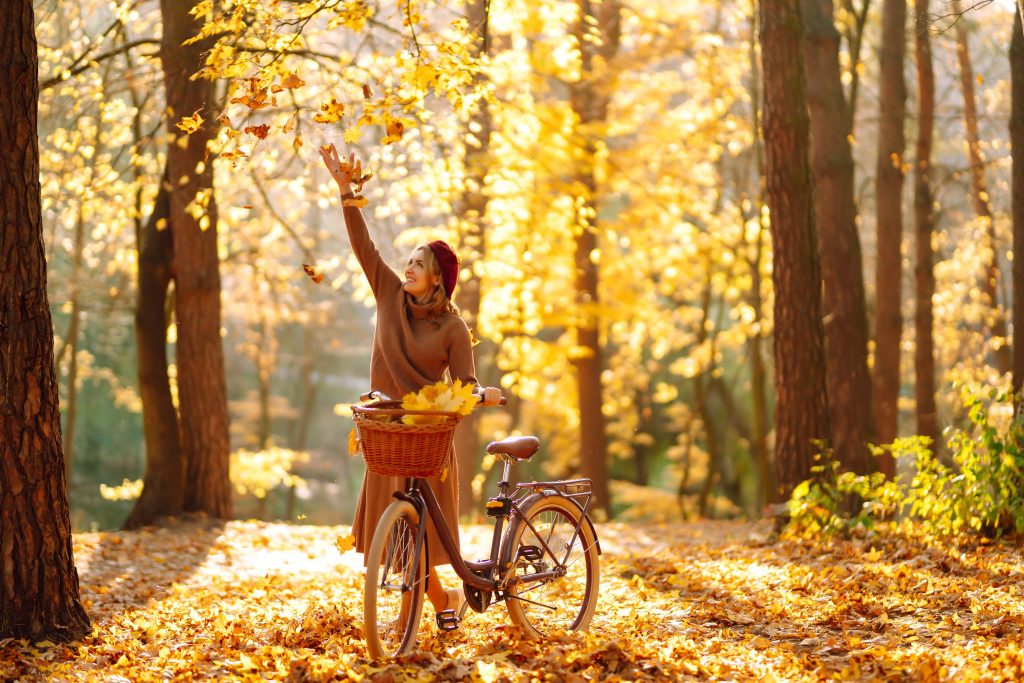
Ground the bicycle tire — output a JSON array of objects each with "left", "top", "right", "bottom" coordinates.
[
  {"left": 499, "top": 494, "right": 600, "bottom": 639},
  {"left": 364, "top": 500, "right": 426, "bottom": 659}
]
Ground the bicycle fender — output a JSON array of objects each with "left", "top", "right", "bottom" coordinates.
[{"left": 501, "top": 493, "right": 602, "bottom": 564}]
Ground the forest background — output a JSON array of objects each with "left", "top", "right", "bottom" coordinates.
[{"left": 21, "top": 0, "right": 1023, "bottom": 534}]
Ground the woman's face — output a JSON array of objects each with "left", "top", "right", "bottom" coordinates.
[{"left": 403, "top": 247, "right": 440, "bottom": 300}]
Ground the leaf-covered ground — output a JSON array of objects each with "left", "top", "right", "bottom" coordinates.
[{"left": 3, "top": 518, "right": 1024, "bottom": 681}]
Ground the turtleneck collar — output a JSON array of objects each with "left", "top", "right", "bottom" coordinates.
[{"left": 405, "top": 293, "right": 433, "bottom": 320}]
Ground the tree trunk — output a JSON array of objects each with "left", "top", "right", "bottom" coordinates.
[
  {"left": 952, "top": 0, "right": 1012, "bottom": 374},
  {"left": 746, "top": 8, "right": 775, "bottom": 509},
  {"left": 759, "top": 0, "right": 832, "bottom": 500},
  {"left": 453, "top": 0, "right": 494, "bottom": 517},
  {"left": 913, "top": 0, "right": 939, "bottom": 447},
  {"left": 566, "top": 0, "right": 620, "bottom": 518},
  {"left": 801, "top": 0, "right": 875, "bottom": 476},
  {"left": 1011, "top": 8, "right": 1024, "bottom": 401},
  {"left": 61, "top": 207, "right": 86, "bottom": 486},
  {"left": 872, "top": 0, "right": 907, "bottom": 472},
  {"left": 695, "top": 280, "right": 722, "bottom": 517},
  {"left": 837, "top": 0, "right": 871, "bottom": 133},
  {"left": 124, "top": 170, "right": 186, "bottom": 530},
  {"left": 0, "top": 0, "right": 90, "bottom": 641},
  {"left": 161, "top": 0, "right": 232, "bottom": 518}
]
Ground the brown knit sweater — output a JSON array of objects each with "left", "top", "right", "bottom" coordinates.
[{"left": 344, "top": 201, "right": 476, "bottom": 566}]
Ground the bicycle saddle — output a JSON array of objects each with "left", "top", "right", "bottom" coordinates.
[{"left": 485, "top": 436, "right": 540, "bottom": 461}]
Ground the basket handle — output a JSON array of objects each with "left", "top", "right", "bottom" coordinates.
[{"left": 352, "top": 405, "right": 462, "bottom": 419}]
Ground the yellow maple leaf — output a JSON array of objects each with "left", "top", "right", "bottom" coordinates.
[
  {"left": 314, "top": 98, "right": 345, "bottom": 124},
  {"left": 335, "top": 534, "right": 355, "bottom": 554},
  {"left": 347, "top": 428, "right": 359, "bottom": 455},
  {"left": 382, "top": 118, "right": 404, "bottom": 145},
  {"left": 175, "top": 111, "right": 204, "bottom": 135}
]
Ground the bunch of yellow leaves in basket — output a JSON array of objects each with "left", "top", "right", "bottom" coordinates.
[{"left": 400, "top": 379, "right": 478, "bottom": 424}]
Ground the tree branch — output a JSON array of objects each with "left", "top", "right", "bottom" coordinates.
[{"left": 41, "top": 39, "right": 161, "bottom": 91}]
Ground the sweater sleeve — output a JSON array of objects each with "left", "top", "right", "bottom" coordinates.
[
  {"left": 342, "top": 203, "right": 400, "bottom": 296},
  {"left": 447, "top": 316, "right": 480, "bottom": 389}
]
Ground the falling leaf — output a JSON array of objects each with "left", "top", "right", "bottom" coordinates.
[
  {"left": 281, "top": 73, "right": 305, "bottom": 89},
  {"left": 313, "top": 98, "right": 345, "bottom": 124},
  {"left": 361, "top": 84, "right": 373, "bottom": 99},
  {"left": 348, "top": 428, "right": 359, "bottom": 455},
  {"left": 243, "top": 124, "right": 270, "bottom": 140},
  {"left": 334, "top": 534, "right": 355, "bottom": 554},
  {"left": 175, "top": 112, "right": 204, "bottom": 135},
  {"left": 302, "top": 263, "right": 325, "bottom": 284},
  {"left": 382, "top": 118, "right": 404, "bottom": 145}
]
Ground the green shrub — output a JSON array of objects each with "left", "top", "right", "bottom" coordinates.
[{"left": 786, "top": 388, "right": 1024, "bottom": 540}]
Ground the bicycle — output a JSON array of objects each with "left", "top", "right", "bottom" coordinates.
[{"left": 351, "top": 391, "right": 602, "bottom": 660}]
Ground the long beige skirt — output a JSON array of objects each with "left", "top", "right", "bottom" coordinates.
[{"left": 352, "top": 453, "right": 461, "bottom": 567}]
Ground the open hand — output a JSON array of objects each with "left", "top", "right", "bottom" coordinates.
[{"left": 319, "top": 144, "right": 361, "bottom": 194}]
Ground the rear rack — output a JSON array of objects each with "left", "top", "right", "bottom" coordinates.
[{"left": 515, "top": 478, "right": 592, "bottom": 502}]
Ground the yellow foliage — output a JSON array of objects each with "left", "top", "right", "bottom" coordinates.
[
  {"left": 400, "top": 379, "right": 478, "bottom": 424},
  {"left": 230, "top": 447, "right": 309, "bottom": 499},
  {"left": 99, "top": 478, "right": 144, "bottom": 502}
]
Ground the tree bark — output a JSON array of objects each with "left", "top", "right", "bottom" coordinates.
[
  {"left": 124, "top": 170, "right": 186, "bottom": 530},
  {"left": 913, "top": 0, "right": 939, "bottom": 448},
  {"left": 746, "top": 8, "right": 775, "bottom": 509},
  {"left": 161, "top": 0, "right": 232, "bottom": 518},
  {"left": 62, "top": 207, "right": 86, "bottom": 486},
  {"left": 566, "top": 0, "right": 620, "bottom": 518},
  {"left": 0, "top": 0, "right": 90, "bottom": 641},
  {"left": 872, "top": 0, "right": 907, "bottom": 471},
  {"left": 801, "top": 0, "right": 875, "bottom": 476},
  {"left": 1011, "top": 9, "right": 1024, "bottom": 401},
  {"left": 695, "top": 279, "right": 722, "bottom": 517},
  {"left": 837, "top": 0, "right": 871, "bottom": 133},
  {"left": 952, "top": 0, "right": 1012, "bottom": 374},
  {"left": 453, "top": 0, "right": 494, "bottom": 517},
  {"left": 759, "top": 0, "right": 832, "bottom": 500}
]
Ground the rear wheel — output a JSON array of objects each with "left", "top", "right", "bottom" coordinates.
[
  {"left": 501, "top": 494, "right": 599, "bottom": 639},
  {"left": 364, "top": 500, "right": 426, "bottom": 659}
]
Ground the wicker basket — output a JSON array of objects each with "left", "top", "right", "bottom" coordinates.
[{"left": 351, "top": 400, "right": 462, "bottom": 478}]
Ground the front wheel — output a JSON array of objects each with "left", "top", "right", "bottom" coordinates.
[
  {"left": 500, "top": 494, "right": 600, "bottom": 639},
  {"left": 364, "top": 500, "right": 426, "bottom": 659}
]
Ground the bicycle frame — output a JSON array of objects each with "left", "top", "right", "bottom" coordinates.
[{"left": 391, "top": 457, "right": 599, "bottom": 604}]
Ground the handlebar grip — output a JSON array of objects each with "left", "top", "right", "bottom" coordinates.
[{"left": 360, "top": 390, "right": 391, "bottom": 402}]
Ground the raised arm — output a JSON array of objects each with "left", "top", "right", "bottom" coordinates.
[{"left": 319, "top": 145, "right": 399, "bottom": 296}]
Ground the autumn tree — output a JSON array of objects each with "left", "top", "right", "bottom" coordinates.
[
  {"left": 0, "top": 0, "right": 90, "bottom": 641},
  {"left": 872, "top": 0, "right": 907, "bottom": 467},
  {"left": 951, "top": 0, "right": 1011, "bottom": 374},
  {"left": 800, "top": 0, "right": 874, "bottom": 475},
  {"left": 124, "top": 170, "right": 184, "bottom": 529},
  {"left": 913, "top": 0, "right": 939, "bottom": 448},
  {"left": 162, "top": 0, "right": 232, "bottom": 518},
  {"left": 565, "top": 0, "right": 620, "bottom": 518},
  {"left": 1012, "top": 8, "right": 1024, "bottom": 400},
  {"left": 452, "top": 0, "right": 495, "bottom": 516},
  {"left": 759, "top": 0, "right": 831, "bottom": 499}
]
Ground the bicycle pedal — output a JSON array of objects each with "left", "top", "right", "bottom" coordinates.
[
  {"left": 517, "top": 545, "right": 543, "bottom": 562},
  {"left": 435, "top": 609, "right": 460, "bottom": 631}
]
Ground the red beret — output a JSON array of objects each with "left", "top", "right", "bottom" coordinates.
[{"left": 427, "top": 240, "right": 459, "bottom": 299}]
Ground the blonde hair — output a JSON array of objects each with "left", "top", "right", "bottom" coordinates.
[{"left": 409, "top": 245, "right": 459, "bottom": 322}]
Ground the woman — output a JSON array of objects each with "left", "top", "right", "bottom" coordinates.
[{"left": 320, "top": 144, "right": 501, "bottom": 620}]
